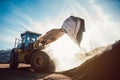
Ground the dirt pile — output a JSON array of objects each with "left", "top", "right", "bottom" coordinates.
[{"left": 63, "top": 40, "right": 120, "bottom": 80}]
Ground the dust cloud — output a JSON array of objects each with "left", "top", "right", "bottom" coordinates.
[{"left": 45, "top": 34, "right": 107, "bottom": 72}]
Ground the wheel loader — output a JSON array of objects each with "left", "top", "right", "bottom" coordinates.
[{"left": 9, "top": 16, "right": 85, "bottom": 72}]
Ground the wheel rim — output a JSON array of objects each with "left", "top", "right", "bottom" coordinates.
[{"left": 35, "top": 56, "right": 43, "bottom": 66}]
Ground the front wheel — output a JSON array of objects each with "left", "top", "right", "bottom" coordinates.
[
  {"left": 9, "top": 49, "right": 19, "bottom": 69},
  {"left": 30, "top": 50, "right": 50, "bottom": 72}
]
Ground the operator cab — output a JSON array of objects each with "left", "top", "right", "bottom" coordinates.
[{"left": 20, "top": 31, "right": 41, "bottom": 51}]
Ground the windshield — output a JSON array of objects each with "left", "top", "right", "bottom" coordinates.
[{"left": 22, "top": 35, "right": 26, "bottom": 43}]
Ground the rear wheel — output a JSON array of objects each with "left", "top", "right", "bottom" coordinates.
[
  {"left": 30, "top": 50, "right": 50, "bottom": 72},
  {"left": 9, "top": 49, "right": 19, "bottom": 69}
]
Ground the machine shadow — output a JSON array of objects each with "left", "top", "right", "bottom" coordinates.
[{"left": 0, "top": 67, "right": 52, "bottom": 80}]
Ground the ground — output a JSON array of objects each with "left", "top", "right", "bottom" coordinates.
[
  {"left": 0, "top": 64, "right": 71, "bottom": 80},
  {"left": 0, "top": 40, "right": 120, "bottom": 80}
]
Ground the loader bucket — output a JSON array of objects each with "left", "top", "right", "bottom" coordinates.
[{"left": 62, "top": 16, "right": 85, "bottom": 46}]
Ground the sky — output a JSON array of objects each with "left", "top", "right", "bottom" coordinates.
[
  {"left": 0, "top": 0, "right": 120, "bottom": 50},
  {"left": 0, "top": 0, "right": 120, "bottom": 71}
]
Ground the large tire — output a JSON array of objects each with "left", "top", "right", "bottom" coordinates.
[
  {"left": 30, "top": 50, "right": 50, "bottom": 72},
  {"left": 9, "top": 49, "right": 19, "bottom": 69}
]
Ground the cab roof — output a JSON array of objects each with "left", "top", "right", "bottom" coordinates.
[{"left": 21, "top": 31, "right": 42, "bottom": 37}]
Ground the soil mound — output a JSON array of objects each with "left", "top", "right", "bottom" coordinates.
[{"left": 63, "top": 40, "right": 120, "bottom": 80}]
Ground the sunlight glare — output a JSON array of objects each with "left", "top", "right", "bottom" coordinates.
[{"left": 47, "top": 34, "right": 82, "bottom": 71}]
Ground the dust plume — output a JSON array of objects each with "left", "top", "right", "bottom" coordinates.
[{"left": 45, "top": 34, "right": 108, "bottom": 72}]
